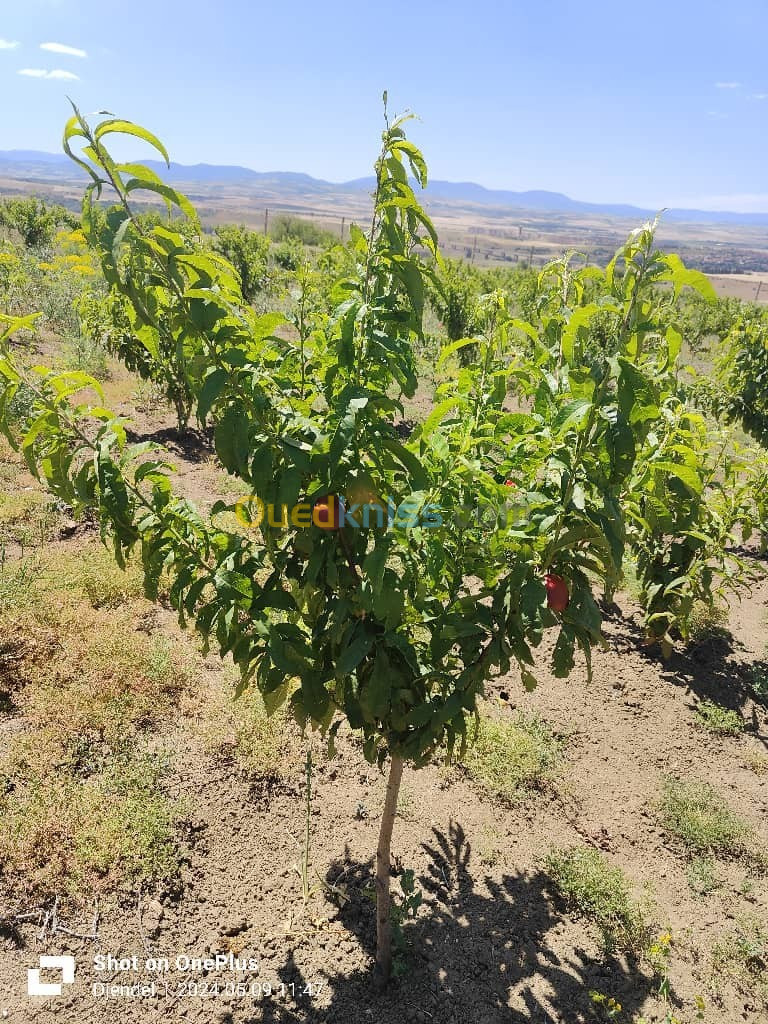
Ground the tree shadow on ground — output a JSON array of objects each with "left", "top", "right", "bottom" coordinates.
[
  {"left": 250, "top": 821, "right": 661, "bottom": 1024},
  {"left": 602, "top": 596, "right": 768, "bottom": 732},
  {"left": 659, "top": 641, "right": 768, "bottom": 747},
  {"left": 124, "top": 424, "right": 213, "bottom": 463}
]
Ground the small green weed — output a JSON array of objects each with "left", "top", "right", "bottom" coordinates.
[
  {"left": 744, "top": 751, "right": 768, "bottom": 775},
  {"left": 0, "top": 753, "right": 178, "bottom": 897},
  {"left": 60, "top": 332, "right": 111, "bottom": 380},
  {"left": 462, "top": 711, "right": 562, "bottom": 801},
  {"left": 477, "top": 824, "right": 505, "bottom": 867},
  {"left": 588, "top": 990, "right": 624, "bottom": 1020},
  {"left": 44, "top": 545, "right": 145, "bottom": 609},
  {"left": 687, "top": 601, "right": 730, "bottom": 646},
  {"left": 659, "top": 778, "right": 753, "bottom": 857},
  {"left": 694, "top": 700, "right": 744, "bottom": 737},
  {"left": 748, "top": 662, "right": 768, "bottom": 704},
  {"left": 0, "top": 554, "right": 37, "bottom": 612},
  {"left": 0, "top": 491, "right": 61, "bottom": 548},
  {"left": 710, "top": 920, "right": 768, "bottom": 1008},
  {"left": 686, "top": 855, "right": 721, "bottom": 896},
  {"left": 391, "top": 868, "right": 423, "bottom": 977},
  {"left": 544, "top": 845, "right": 652, "bottom": 953},
  {"left": 397, "top": 784, "right": 417, "bottom": 820},
  {"left": 131, "top": 378, "right": 169, "bottom": 416},
  {"left": 198, "top": 674, "right": 299, "bottom": 780}
]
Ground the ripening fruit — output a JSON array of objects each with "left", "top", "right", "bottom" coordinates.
[
  {"left": 545, "top": 573, "right": 570, "bottom": 612},
  {"left": 504, "top": 479, "right": 517, "bottom": 488},
  {"left": 313, "top": 496, "right": 342, "bottom": 530}
]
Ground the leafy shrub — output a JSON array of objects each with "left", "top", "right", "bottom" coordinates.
[
  {"left": 2, "top": 378, "right": 36, "bottom": 430},
  {"left": 269, "top": 214, "right": 337, "bottom": 248},
  {"left": 272, "top": 236, "right": 303, "bottom": 270},
  {"left": 0, "top": 196, "right": 77, "bottom": 250},
  {"left": 676, "top": 293, "right": 751, "bottom": 352},
  {"left": 36, "top": 229, "right": 100, "bottom": 333},
  {"left": 432, "top": 259, "right": 481, "bottom": 365},
  {"left": 2, "top": 103, "right": 767, "bottom": 985},
  {"left": 544, "top": 845, "right": 653, "bottom": 953},
  {"left": 212, "top": 223, "right": 270, "bottom": 304},
  {"left": 625, "top": 414, "right": 762, "bottom": 649},
  {"left": 77, "top": 282, "right": 201, "bottom": 433},
  {"left": 717, "top": 317, "right": 768, "bottom": 445},
  {"left": 0, "top": 246, "right": 41, "bottom": 318}
]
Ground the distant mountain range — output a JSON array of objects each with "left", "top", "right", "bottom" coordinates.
[{"left": 1, "top": 149, "right": 767, "bottom": 227}]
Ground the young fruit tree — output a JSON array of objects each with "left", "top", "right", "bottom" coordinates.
[{"left": 1, "top": 98, "right": 761, "bottom": 984}]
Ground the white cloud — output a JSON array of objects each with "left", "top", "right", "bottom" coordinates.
[
  {"left": 18, "top": 67, "right": 79, "bottom": 80},
  {"left": 715, "top": 81, "right": 741, "bottom": 89},
  {"left": 0, "top": 38, "right": 20, "bottom": 49},
  {"left": 40, "top": 41, "right": 87, "bottom": 58},
  {"left": 750, "top": 93, "right": 768, "bottom": 100}
]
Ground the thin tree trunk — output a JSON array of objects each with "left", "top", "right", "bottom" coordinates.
[{"left": 373, "top": 753, "right": 404, "bottom": 988}]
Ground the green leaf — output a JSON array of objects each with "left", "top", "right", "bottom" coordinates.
[
  {"left": 437, "top": 337, "right": 477, "bottom": 367},
  {"left": 552, "top": 398, "right": 591, "bottom": 434},
  {"left": 197, "top": 368, "right": 229, "bottom": 424},
  {"left": 561, "top": 304, "right": 601, "bottom": 365},
  {"left": 124, "top": 178, "right": 197, "bottom": 221},
  {"left": 392, "top": 139, "right": 428, "bottom": 187},
  {"left": 662, "top": 254, "right": 716, "bottom": 301},
  {"left": 336, "top": 628, "right": 375, "bottom": 676},
  {"left": 215, "top": 406, "right": 250, "bottom": 476},
  {"left": 552, "top": 628, "right": 576, "bottom": 677},
  {"left": 378, "top": 437, "right": 430, "bottom": 490},
  {"left": 362, "top": 539, "right": 391, "bottom": 593},
  {"left": 359, "top": 648, "right": 392, "bottom": 720},
  {"left": 421, "top": 396, "right": 467, "bottom": 438},
  {"left": 653, "top": 461, "right": 703, "bottom": 495},
  {"left": 392, "top": 256, "right": 424, "bottom": 320},
  {"left": 606, "top": 418, "right": 636, "bottom": 482},
  {"left": 94, "top": 119, "right": 170, "bottom": 165}
]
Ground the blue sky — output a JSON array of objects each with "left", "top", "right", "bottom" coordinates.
[{"left": 1, "top": 0, "right": 766, "bottom": 211}]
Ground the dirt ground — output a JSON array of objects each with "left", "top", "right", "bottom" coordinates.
[{"left": 0, "top": 362, "right": 766, "bottom": 1024}]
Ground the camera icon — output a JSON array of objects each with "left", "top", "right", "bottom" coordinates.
[{"left": 27, "top": 955, "right": 75, "bottom": 996}]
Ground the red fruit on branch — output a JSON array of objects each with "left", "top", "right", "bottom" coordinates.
[
  {"left": 504, "top": 480, "right": 516, "bottom": 488},
  {"left": 545, "top": 573, "right": 570, "bottom": 612},
  {"left": 313, "top": 496, "right": 342, "bottom": 530}
]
